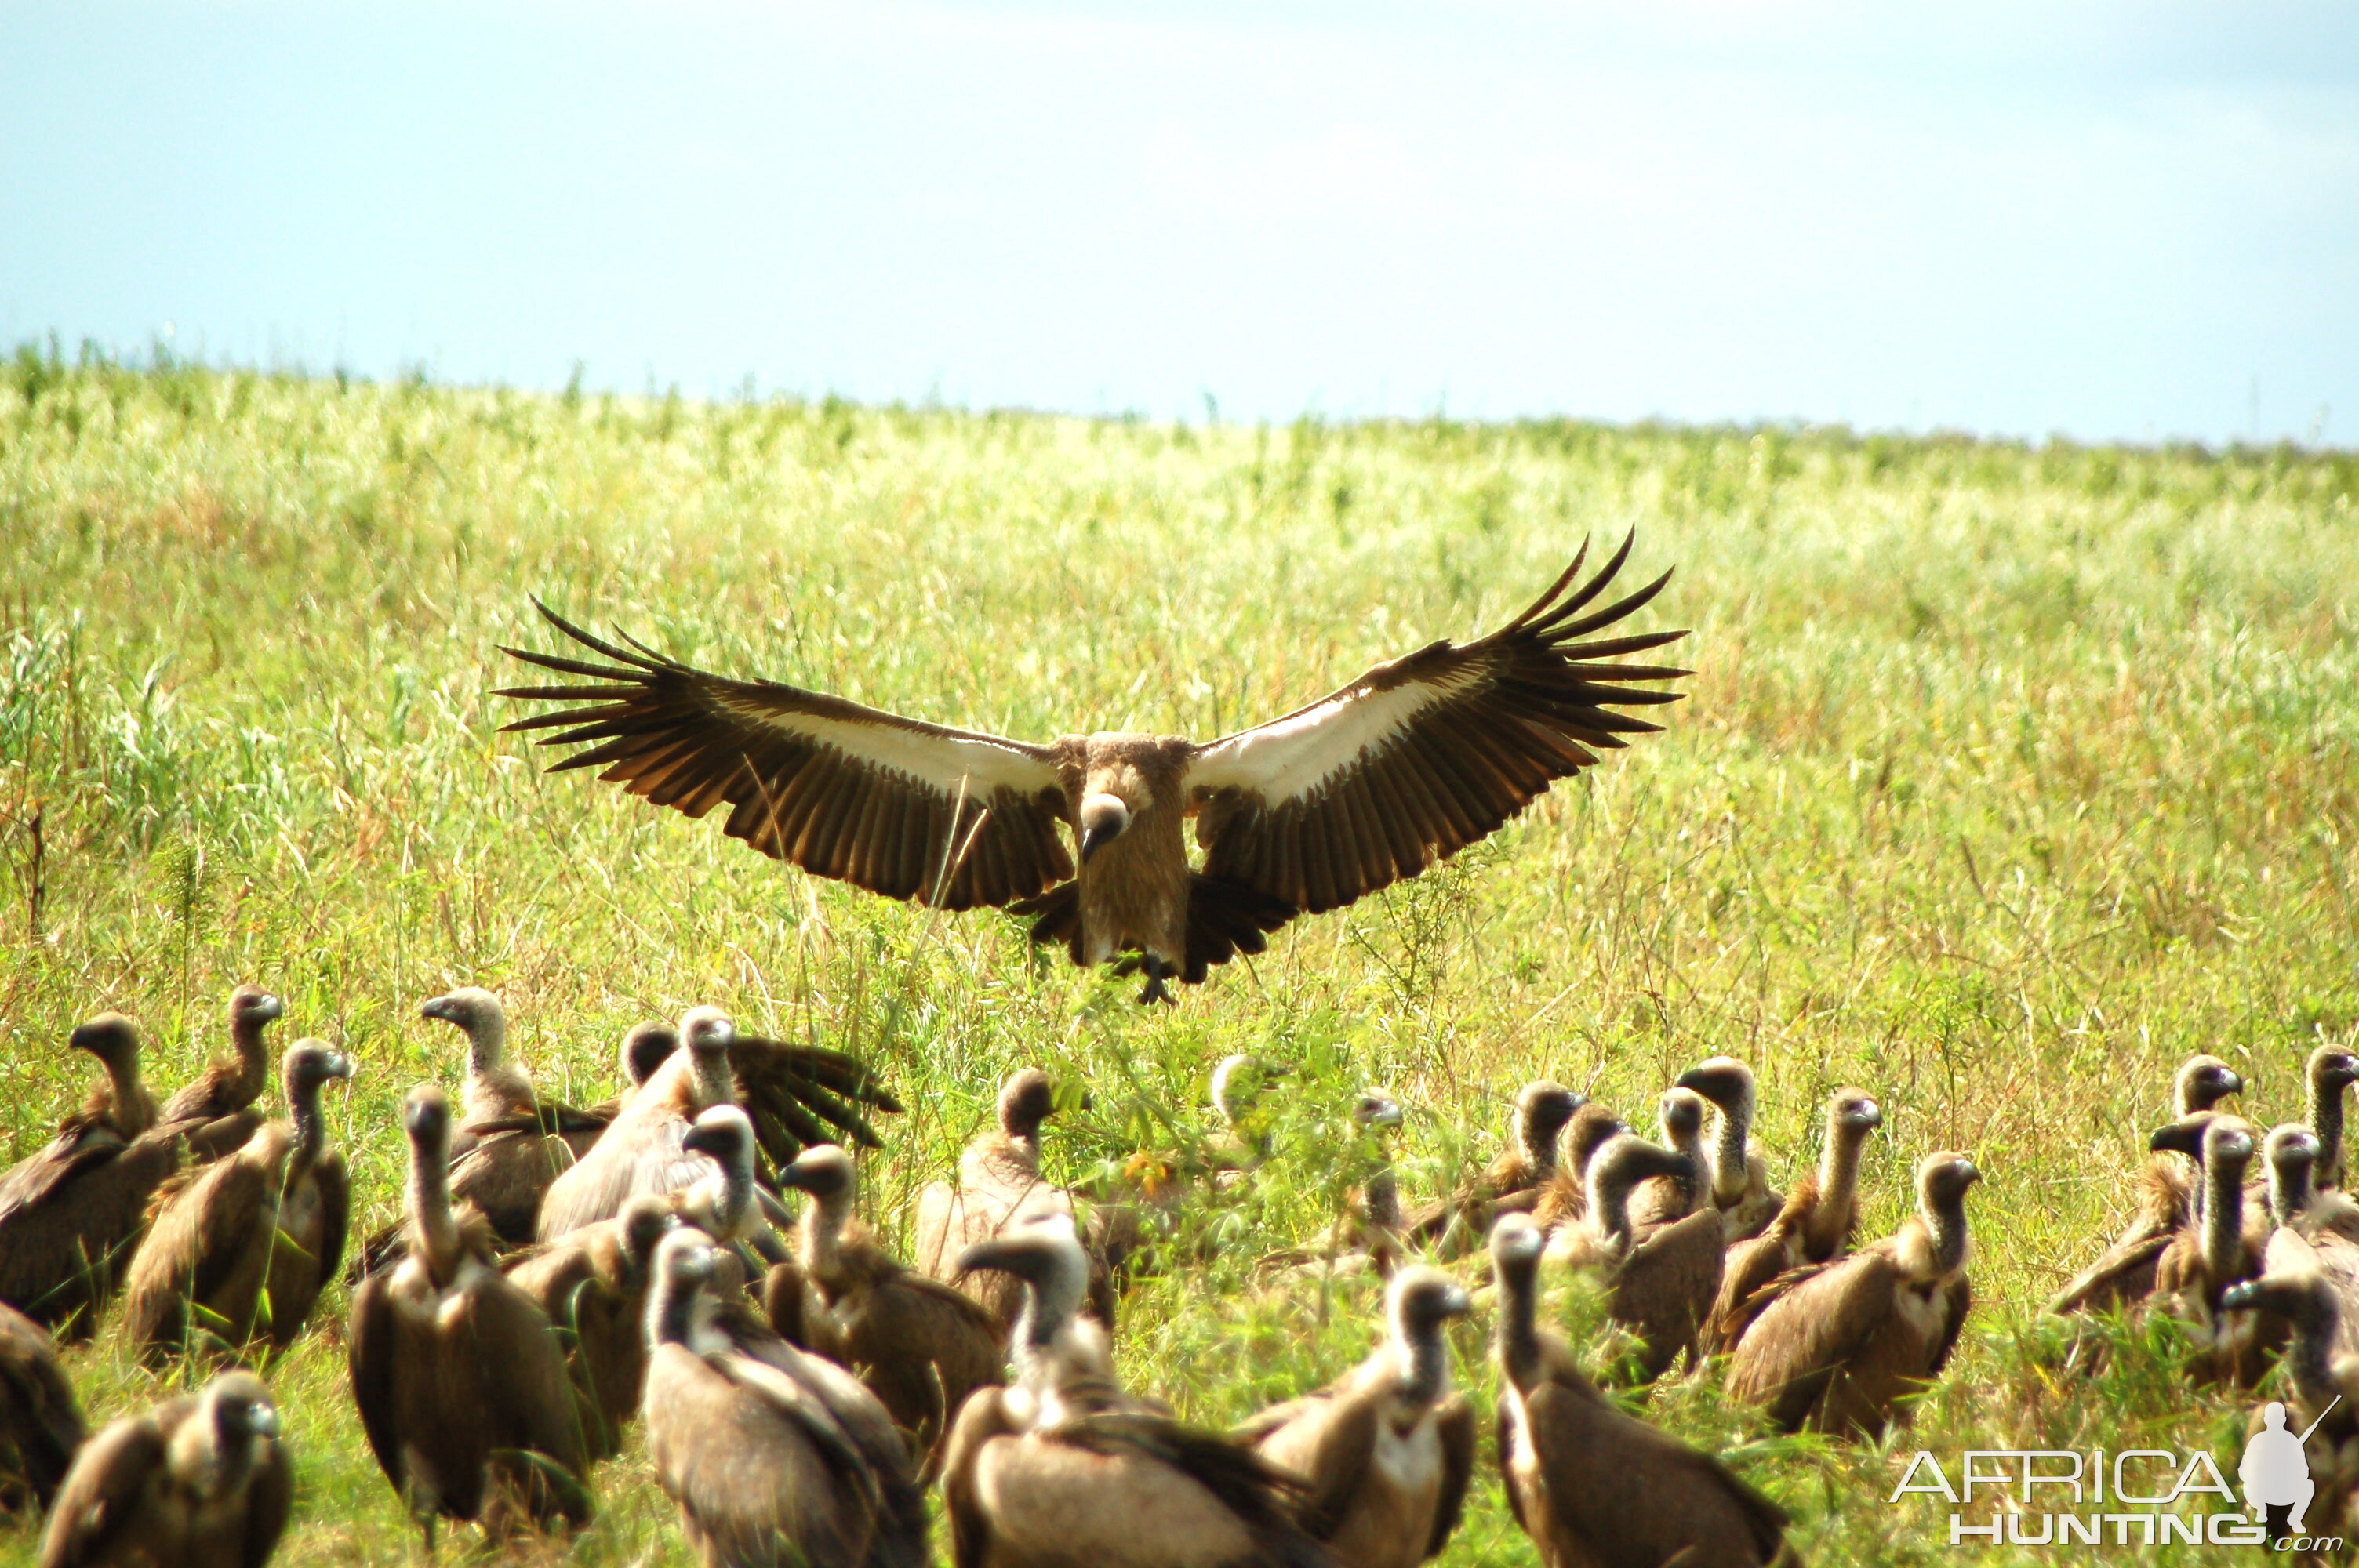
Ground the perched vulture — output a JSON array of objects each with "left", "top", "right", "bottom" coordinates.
[
  {"left": 1544, "top": 1133, "right": 1723, "bottom": 1381},
  {"left": 0, "top": 1301, "right": 84, "bottom": 1512},
  {"left": 349, "top": 1086, "right": 591, "bottom": 1543},
  {"left": 2149, "top": 1116, "right": 2279, "bottom": 1385},
  {"left": 502, "top": 1194, "right": 681, "bottom": 1461},
  {"left": 2308, "top": 1044, "right": 2359, "bottom": 1190},
  {"left": 2259, "top": 1127, "right": 2359, "bottom": 1363},
  {"left": 154, "top": 986, "right": 288, "bottom": 1163},
  {"left": 1528, "top": 1103, "right": 1634, "bottom": 1233},
  {"left": 2219, "top": 1271, "right": 2359, "bottom": 1533},
  {"left": 941, "top": 1214, "right": 1332, "bottom": 1568},
  {"left": 122, "top": 1040, "right": 354, "bottom": 1362},
  {"left": 0, "top": 1020, "right": 186, "bottom": 1338},
  {"left": 776, "top": 1144, "right": 1006, "bottom": 1479},
  {"left": 1404, "top": 1080, "right": 1583, "bottom": 1257},
  {"left": 1708, "top": 1087, "right": 1882, "bottom": 1355},
  {"left": 499, "top": 534, "right": 1688, "bottom": 1002},
  {"left": 2047, "top": 1054, "right": 2248, "bottom": 1321},
  {"left": 913, "top": 1068, "right": 1121, "bottom": 1330},
  {"left": 37, "top": 1370, "right": 288, "bottom": 1568},
  {"left": 1623, "top": 1087, "right": 1709, "bottom": 1238},
  {"left": 537, "top": 1006, "right": 739, "bottom": 1240},
  {"left": 1725, "top": 1151, "right": 1980, "bottom": 1437},
  {"left": 1671, "top": 1058, "right": 1780, "bottom": 1243},
  {"left": 1488, "top": 1214, "right": 1791, "bottom": 1568},
  {"left": 1238, "top": 1267, "right": 1476, "bottom": 1568},
  {"left": 642, "top": 1228, "right": 929, "bottom": 1568}
]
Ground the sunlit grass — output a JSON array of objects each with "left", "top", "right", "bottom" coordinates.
[{"left": 2, "top": 347, "right": 2355, "bottom": 1563}]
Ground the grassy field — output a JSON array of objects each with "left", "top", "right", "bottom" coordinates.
[{"left": 2, "top": 349, "right": 2355, "bottom": 1564}]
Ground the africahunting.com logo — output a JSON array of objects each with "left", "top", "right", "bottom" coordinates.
[{"left": 1889, "top": 1399, "right": 2343, "bottom": 1553}]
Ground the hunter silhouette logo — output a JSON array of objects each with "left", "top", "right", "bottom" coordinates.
[{"left": 2241, "top": 1398, "right": 2339, "bottom": 1543}]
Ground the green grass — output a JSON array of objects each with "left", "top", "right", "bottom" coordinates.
[{"left": 2, "top": 347, "right": 2355, "bottom": 1564}]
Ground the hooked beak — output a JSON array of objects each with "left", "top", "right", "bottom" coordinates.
[{"left": 1080, "top": 823, "right": 1118, "bottom": 863}]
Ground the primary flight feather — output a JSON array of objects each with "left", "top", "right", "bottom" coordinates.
[{"left": 496, "top": 532, "right": 1689, "bottom": 1001}]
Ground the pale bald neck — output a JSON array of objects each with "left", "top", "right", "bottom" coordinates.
[
  {"left": 408, "top": 1140, "right": 461, "bottom": 1280},
  {"left": 1710, "top": 1092, "right": 1754, "bottom": 1204}
]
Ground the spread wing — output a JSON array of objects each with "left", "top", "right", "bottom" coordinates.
[
  {"left": 498, "top": 602, "right": 1074, "bottom": 909},
  {"left": 1185, "top": 533, "right": 1687, "bottom": 914}
]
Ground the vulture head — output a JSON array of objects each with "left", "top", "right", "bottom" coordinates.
[
  {"left": 2147, "top": 1111, "right": 2216, "bottom": 1161},
  {"left": 1561, "top": 1103, "right": 1631, "bottom": 1181},
  {"left": 2200, "top": 1118, "right": 2257, "bottom": 1184},
  {"left": 227, "top": 985, "right": 285, "bottom": 1033},
  {"left": 1387, "top": 1265, "right": 1472, "bottom": 1342},
  {"left": 1585, "top": 1134, "right": 1692, "bottom": 1246},
  {"left": 682, "top": 1104, "right": 756, "bottom": 1170},
  {"left": 998, "top": 1068, "right": 1060, "bottom": 1144},
  {"left": 420, "top": 987, "right": 505, "bottom": 1072},
  {"left": 2266, "top": 1124, "right": 2322, "bottom": 1223},
  {"left": 1656, "top": 1087, "right": 1707, "bottom": 1147},
  {"left": 176, "top": 1371, "right": 281, "bottom": 1497},
  {"left": 1915, "top": 1151, "right": 1983, "bottom": 1212},
  {"left": 1350, "top": 1087, "right": 1405, "bottom": 1133},
  {"left": 402, "top": 1083, "right": 454, "bottom": 1161},
  {"left": 622, "top": 1022, "right": 679, "bottom": 1089},
  {"left": 282, "top": 1040, "right": 355, "bottom": 1097},
  {"left": 2174, "top": 1054, "right": 2245, "bottom": 1116},
  {"left": 1488, "top": 1210, "right": 1546, "bottom": 1294},
  {"left": 1672, "top": 1056, "right": 1756, "bottom": 1123},
  {"left": 1514, "top": 1080, "right": 1583, "bottom": 1163},
  {"left": 620, "top": 1195, "right": 683, "bottom": 1283},
  {"left": 1077, "top": 792, "right": 1133, "bottom": 865},
  {"left": 2310, "top": 1045, "right": 2359, "bottom": 1100},
  {"left": 647, "top": 1227, "right": 721, "bottom": 1348},
  {"left": 778, "top": 1143, "right": 856, "bottom": 1205},
  {"left": 1830, "top": 1087, "right": 1883, "bottom": 1135},
  {"left": 958, "top": 1211, "right": 1089, "bottom": 1349},
  {"left": 67, "top": 1011, "right": 141, "bottom": 1069},
  {"left": 680, "top": 1006, "right": 736, "bottom": 1061}
]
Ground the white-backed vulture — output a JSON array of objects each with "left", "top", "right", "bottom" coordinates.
[
  {"left": 1545, "top": 1134, "right": 1722, "bottom": 1380},
  {"left": 1671, "top": 1058, "right": 1780, "bottom": 1243},
  {"left": 1707, "top": 1087, "right": 1881, "bottom": 1354},
  {"left": 2046, "top": 1054, "right": 2247, "bottom": 1321},
  {"left": 1624, "top": 1087, "right": 1709, "bottom": 1237},
  {"left": 1260, "top": 1089, "right": 1410, "bottom": 1283},
  {"left": 122, "top": 1040, "right": 353, "bottom": 1362},
  {"left": 503, "top": 1194, "right": 680, "bottom": 1462},
  {"left": 642, "top": 1227, "right": 929, "bottom": 1568},
  {"left": 941, "top": 1214, "right": 1333, "bottom": 1568},
  {"left": 538, "top": 1006, "right": 737, "bottom": 1240},
  {"left": 2309, "top": 1044, "right": 2359, "bottom": 1189},
  {"left": 1725, "top": 1150, "right": 1979, "bottom": 1437},
  {"left": 1528, "top": 1102, "right": 1633, "bottom": 1233},
  {"left": 2257, "top": 1125, "right": 2359, "bottom": 1363},
  {"left": 2219, "top": 1271, "right": 2359, "bottom": 1533},
  {"left": 0, "top": 1022, "right": 186, "bottom": 1338},
  {"left": 1237, "top": 1267, "right": 1475, "bottom": 1568},
  {"left": 777, "top": 1144, "right": 1006, "bottom": 1479},
  {"left": 1488, "top": 1214, "right": 1791, "bottom": 1568},
  {"left": 2150, "top": 1115, "right": 2277, "bottom": 1385},
  {"left": 348, "top": 1086, "right": 591, "bottom": 1542},
  {"left": 498, "top": 535, "right": 1688, "bottom": 1004},
  {"left": 155, "top": 986, "right": 287, "bottom": 1163},
  {"left": 1405, "top": 1080, "right": 1583, "bottom": 1256},
  {"left": 0, "top": 1302, "right": 84, "bottom": 1513},
  {"left": 914, "top": 1069, "right": 1120, "bottom": 1331},
  {"left": 36, "top": 1370, "right": 287, "bottom": 1568}
]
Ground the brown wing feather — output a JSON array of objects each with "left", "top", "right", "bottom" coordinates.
[
  {"left": 35, "top": 1410, "right": 169, "bottom": 1568},
  {"left": 1187, "top": 534, "right": 1687, "bottom": 914},
  {"left": 1429, "top": 1394, "right": 1476, "bottom": 1559},
  {"left": 238, "top": 1432, "right": 294, "bottom": 1568},
  {"left": 0, "top": 1305, "right": 84, "bottom": 1510},
  {"left": 496, "top": 602, "right": 1073, "bottom": 910}
]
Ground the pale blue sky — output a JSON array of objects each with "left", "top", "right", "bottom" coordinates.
[{"left": 4, "top": 2, "right": 2355, "bottom": 444}]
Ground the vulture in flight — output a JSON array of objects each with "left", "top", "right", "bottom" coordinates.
[{"left": 498, "top": 534, "right": 1688, "bottom": 1001}]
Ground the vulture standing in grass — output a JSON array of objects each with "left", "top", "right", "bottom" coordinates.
[
  {"left": 2150, "top": 1116, "right": 2276, "bottom": 1385},
  {"left": 1259, "top": 1090, "right": 1410, "bottom": 1284},
  {"left": 642, "top": 1227, "right": 929, "bottom": 1568},
  {"left": 2258, "top": 1126, "right": 2359, "bottom": 1359},
  {"left": 1404, "top": 1080, "right": 1583, "bottom": 1257},
  {"left": 503, "top": 1194, "right": 680, "bottom": 1463},
  {"left": 914, "top": 1068, "right": 1121, "bottom": 1330},
  {"left": 941, "top": 1214, "right": 1333, "bottom": 1568},
  {"left": 1488, "top": 1214, "right": 1793, "bottom": 1568},
  {"left": 1671, "top": 1058, "right": 1780, "bottom": 1243},
  {"left": 0, "top": 1302, "right": 84, "bottom": 1513},
  {"left": 122, "top": 1041, "right": 354, "bottom": 1362},
  {"left": 2046, "top": 1054, "right": 2248, "bottom": 1319},
  {"left": 1623, "top": 1087, "right": 1709, "bottom": 1237},
  {"left": 1530, "top": 1102, "right": 1634, "bottom": 1232},
  {"left": 1238, "top": 1267, "right": 1476, "bottom": 1568},
  {"left": 2307, "top": 1044, "right": 2359, "bottom": 1190},
  {"left": 2220, "top": 1271, "right": 2359, "bottom": 1533},
  {"left": 0, "top": 1019, "right": 187, "bottom": 1338},
  {"left": 1545, "top": 1134, "right": 1723, "bottom": 1381},
  {"left": 349, "top": 1086, "right": 591, "bottom": 1543},
  {"left": 498, "top": 534, "right": 1688, "bottom": 1004},
  {"left": 777, "top": 1144, "right": 1006, "bottom": 1480},
  {"left": 1707, "top": 1087, "right": 1882, "bottom": 1355},
  {"left": 538, "top": 1006, "right": 740, "bottom": 1240},
  {"left": 154, "top": 987, "right": 289, "bottom": 1163},
  {"left": 38, "top": 1370, "right": 288, "bottom": 1568},
  {"left": 1725, "top": 1151, "right": 1979, "bottom": 1437}
]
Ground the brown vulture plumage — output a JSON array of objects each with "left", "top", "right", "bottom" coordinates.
[
  {"left": 1670, "top": 1057, "right": 1781, "bottom": 1243},
  {"left": 1544, "top": 1133, "right": 1723, "bottom": 1381},
  {"left": 2220, "top": 1270, "right": 2359, "bottom": 1534},
  {"left": 502, "top": 1193, "right": 681, "bottom": 1461},
  {"left": 154, "top": 986, "right": 287, "bottom": 1163},
  {"left": 496, "top": 534, "right": 1687, "bottom": 1002},
  {"left": 1403, "top": 1080, "right": 1583, "bottom": 1258},
  {"left": 36, "top": 1370, "right": 288, "bottom": 1568},
  {"left": 0, "top": 1301, "right": 84, "bottom": 1513},
  {"left": 1707, "top": 1087, "right": 1882, "bottom": 1354}
]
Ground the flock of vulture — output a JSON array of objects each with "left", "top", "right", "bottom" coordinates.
[{"left": 0, "top": 978, "right": 2350, "bottom": 1567}]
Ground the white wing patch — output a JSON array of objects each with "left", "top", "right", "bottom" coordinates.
[
  {"left": 709, "top": 688, "right": 1059, "bottom": 798},
  {"left": 1185, "top": 668, "right": 1477, "bottom": 808}
]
